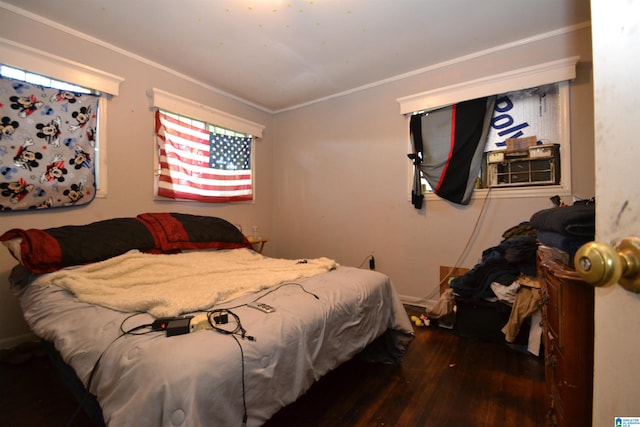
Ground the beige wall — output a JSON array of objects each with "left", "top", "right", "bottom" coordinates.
[
  {"left": 272, "top": 26, "right": 594, "bottom": 303},
  {"left": 0, "top": 7, "right": 594, "bottom": 347}
]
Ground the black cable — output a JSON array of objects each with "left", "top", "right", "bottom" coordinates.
[
  {"left": 206, "top": 309, "right": 254, "bottom": 341},
  {"left": 358, "top": 254, "right": 373, "bottom": 269},
  {"left": 249, "top": 281, "right": 320, "bottom": 302},
  {"left": 119, "top": 312, "right": 154, "bottom": 335},
  {"left": 202, "top": 281, "right": 321, "bottom": 426},
  {"left": 202, "top": 309, "right": 252, "bottom": 426},
  {"left": 197, "top": 281, "right": 321, "bottom": 424},
  {"left": 230, "top": 334, "right": 248, "bottom": 427},
  {"left": 421, "top": 186, "right": 493, "bottom": 302},
  {"left": 66, "top": 315, "right": 155, "bottom": 427},
  {"left": 217, "top": 281, "right": 319, "bottom": 312}
]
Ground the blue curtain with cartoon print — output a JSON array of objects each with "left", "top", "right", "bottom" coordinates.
[{"left": 0, "top": 76, "right": 99, "bottom": 211}]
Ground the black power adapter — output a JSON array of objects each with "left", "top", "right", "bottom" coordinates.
[
  {"left": 166, "top": 318, "right": 192, "bottom": 337},
  {"left": 369, "top": 255, "right": 375, "bottom": 270},
  {"left": 151, "top": 316, "right": 193, "bottom": 336},
  {"left": 151, "top": 317, "right": 179, "bottom": 331}
]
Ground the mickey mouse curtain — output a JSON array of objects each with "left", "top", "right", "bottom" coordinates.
[{"left": 0, "top": 75, "right": 99, "bottom": 211}]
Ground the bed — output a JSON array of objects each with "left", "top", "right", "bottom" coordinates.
[{"left": 1, "top": 213, "right": 414, "bottom": 427}]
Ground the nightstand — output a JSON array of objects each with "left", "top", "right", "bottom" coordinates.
[{"left": 248, "top": 237, "right": 269, "bottom": 253}]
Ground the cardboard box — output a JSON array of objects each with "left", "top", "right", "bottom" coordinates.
[
  {"left": 505, "top": 136, "right": 537, "bottom": 151},
  {"left": 439, "top": 266, "right": 469, "bottom": 295}
]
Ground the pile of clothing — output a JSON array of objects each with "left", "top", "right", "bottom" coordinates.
[
  {"left": 438, "top": 226, "right": 542, "bottom": 351},
  {"left": 449, "top": 231, "right": 538, "bottom": 301},
  {"left": 429, "top": 202, "right": 595, "bottom": 355}
]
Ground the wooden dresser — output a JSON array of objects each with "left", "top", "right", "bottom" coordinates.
[{"left": 537, "top": 246, "right": 594, "bottom": 427}]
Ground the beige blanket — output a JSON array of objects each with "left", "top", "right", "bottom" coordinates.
[{"left": 32, "top": 249, "right": 337, "bottom": 317}]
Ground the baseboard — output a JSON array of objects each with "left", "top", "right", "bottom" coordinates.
[
  {"left": 400, "top": 295, "right": 440, "bottom": 309},
  {"left": 0, "top": 332, "right": 38, "bottom": 350}
]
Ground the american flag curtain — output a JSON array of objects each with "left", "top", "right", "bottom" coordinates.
[{"left": 155, "top": 110, "right": 253, "bottom": 202}]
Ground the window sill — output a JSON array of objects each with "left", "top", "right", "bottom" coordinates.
[{"left": 422, "top": 184, "right": 572, "bottom": 202}]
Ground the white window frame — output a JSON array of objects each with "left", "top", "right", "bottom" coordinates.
[
  {"left": 149, "top": 88, "right": 265, "bottom": 202},
  {"left": 398, "top": 57, "right": 578, "bottom": 201},
  {"left": 0, "top": 38, "right": 124, "bottom": 197}
]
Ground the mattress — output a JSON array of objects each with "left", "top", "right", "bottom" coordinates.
[{"left": 10, "top": 251, "right": 413, "bottom": 427}]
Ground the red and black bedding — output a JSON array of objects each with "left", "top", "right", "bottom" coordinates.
[{"left": 0, "top": 212, "right": 251, "bottom": 273}]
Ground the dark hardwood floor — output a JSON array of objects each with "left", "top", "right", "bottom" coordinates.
[{"left": 0, "top": 305, "right": 546, "bottom": 427}]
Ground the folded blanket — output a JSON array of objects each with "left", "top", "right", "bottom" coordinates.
[
  {"left": 529, "top": 204, "right": 595, "bottom": 236},
  {"left": 32, "top": 249, "right": 337, "bottom": 317},
  {"left": 536, "top": 230, "right": 592, "bottom": 265}
]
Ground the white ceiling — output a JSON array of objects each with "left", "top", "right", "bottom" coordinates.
[{"left": 2, "top": 0, "right": 591, "bottom": 112}]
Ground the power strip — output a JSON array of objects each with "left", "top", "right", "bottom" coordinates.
[{"left": 189, "top": 313, "right": 215, "bottom": 333}]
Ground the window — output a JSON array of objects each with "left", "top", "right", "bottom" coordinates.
[
  {"left": 416, "top": 82, "right": 568, "bottom": 194},
  {"left": 481, "top": 82, "right": 565, "bottom": 189},
  {"left": 400, "top": 57, "right": 577, "bottom": 202},
  {"left": 148, "top": 88, "right": 265, "bottom": 203},
  {"left": 0, "top": 39, "right": 124, "bottom": 198},
  {"left": 154, "top": 110, "right": 254, "bottom": 202},
  {"left": 0, "top": 65, "right": 106, "bottom": 210},
  {"left": 0, "top": 64, "right": 107, "bottom": 191}
]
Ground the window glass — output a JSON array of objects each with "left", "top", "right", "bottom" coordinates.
[
  {"left": 0, "top": 65, "right": 96, "bottom": 94},
  {"left": 485, "top": 84, "right": 560, "bottom": 151}
]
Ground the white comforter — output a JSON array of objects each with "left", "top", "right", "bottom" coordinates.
[
  {"left": 14, "top": 251, "right": 413, "bottom": 427},
  {"left": 31, "top": 249, "right": 337, "bottom": 317}
]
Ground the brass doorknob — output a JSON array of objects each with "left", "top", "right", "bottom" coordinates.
[{"left": 574, "top": 237, "right": 640, "bottom": 292}]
